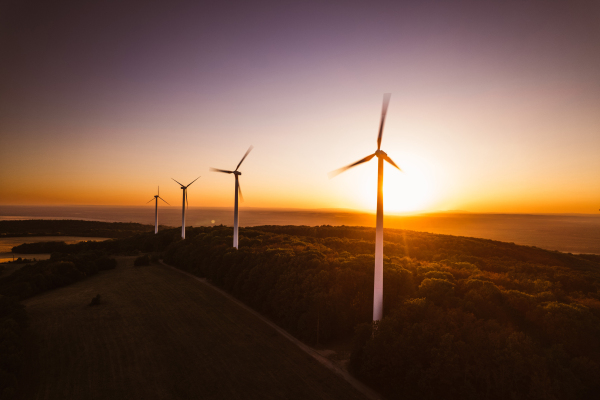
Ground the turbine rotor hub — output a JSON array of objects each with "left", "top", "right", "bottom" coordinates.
[
  {"left": 375, "top": 149, "right": 387, "bottom": 157},
  {"left": 234, "top": 171, "right": 242, "bottom": 176}
]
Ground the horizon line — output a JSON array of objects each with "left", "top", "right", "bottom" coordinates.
[{"left": 1, "top": 204, "right": 599, "bottom": 217}]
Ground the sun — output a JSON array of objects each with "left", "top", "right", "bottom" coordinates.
[{"left": 361, "top": 154, "right": 436, "bottom": 213}]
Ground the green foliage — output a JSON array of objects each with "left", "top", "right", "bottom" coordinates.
[
  {"left": 419, "top": 278, "right": 456, "bottom": 305},
  {"left": 0, "top": 219, "right": 152, "bottom": 239},
  {"left": 424, "top": 270, "right": 454, "bottom": 281},
  {"left": 0, "top": 252, "right": 118, "bottom": 300},
  {"left": 351, "top": 299, "right": 599, "bottom": 400},
  {"left": 12, "top": 241, "right": 71, "bottom": 254}
]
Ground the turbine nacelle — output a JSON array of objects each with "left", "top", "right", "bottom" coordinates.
[
  {"left": 147, "top": 186, "right": 170, "bottom": 206},
  {"left": 210, "top": 145, "right": 254, "bottom": 249},
  {"left": 327, "top": 93, "right": 401, "bottom": 322},
  {"left": 172, "top": 176, "right": 199, "bottom": 240},
  {"left": 210, "top": 145, "right": 253, "bottom": 204},
  {"left": 328, "top": 95, "right": 401, "bottom": 179},
  {"left": 172, "top": 176, "right": 200, "bottom": 190}
]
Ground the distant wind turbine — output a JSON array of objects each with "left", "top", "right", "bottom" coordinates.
[
  {"left": 210, "top": 146, "right": 253, "bottom": 249},
  {"left": 172, "top": 176, "right": 200, "bottom": 239},
  {"left": 146, "top": 186, "right": 170, "bottom": 234},
  {"left": 329, "top": 93, "right": 401, "bottom": 322}
]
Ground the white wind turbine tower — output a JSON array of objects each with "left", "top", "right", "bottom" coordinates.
[
  {"left": 329, "top": 93, "right": 401, "bottom": 322},
  {"left": 210, "top": 146, "right": 253, "bottom": 249},
  {"left": 172, "top": 176, "right": 200, "bottom": 239},
  {"left": 146, "top": 186, "right": 170, "bottom": 234}
]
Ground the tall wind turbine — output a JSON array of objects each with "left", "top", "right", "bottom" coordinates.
[
  {"left": 210, "top": 146, "right": 253, "bottom": 249},
  {"left": 172, "top": 176, "right": 200, "bottom": 239},
  {"left": 146, "top": 186, "right": 170, "bottom": 234},
  {"left": 329, "top": 93, "right": 401, "bottom": 322}
]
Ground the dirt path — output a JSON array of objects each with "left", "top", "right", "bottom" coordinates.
[{"left": 161, "top": 261, "right": 382, "bottom": 400}]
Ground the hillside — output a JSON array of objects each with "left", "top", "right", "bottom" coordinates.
[
  {"left": 4, "top": 223, "right": 600, "bottom": 399},
  {"left": 161, "top": 225, "right": 600, "bottom": 399},
  {"left": 18, "top": 256, "right": 368, "bottom": 400}
]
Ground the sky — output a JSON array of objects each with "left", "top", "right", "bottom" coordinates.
[{"left": 1, "top": 0, "right": 599, "bottom": 214}]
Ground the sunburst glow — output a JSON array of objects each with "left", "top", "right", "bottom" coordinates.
[{"left": 360, "top": 154, "right": 437, "bottom": 213}]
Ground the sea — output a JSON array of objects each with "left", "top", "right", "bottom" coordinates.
[{"left": 1, "top": 205, "right": 600, "bottom": 255}]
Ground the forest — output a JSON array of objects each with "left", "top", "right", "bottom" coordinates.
[
  {"left": 2, "top": 223, "right": 600, "bottom": 399},
  {"left": 0, "top": 252, "right": 117, "bottom": 300},
  {"left": 0, "top": 219, "right": 152, "bottom": 238}
]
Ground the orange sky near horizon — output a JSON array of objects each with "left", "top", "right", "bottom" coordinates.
[{"left": 1, "top": 1, "right": 599, "bottom": 215}]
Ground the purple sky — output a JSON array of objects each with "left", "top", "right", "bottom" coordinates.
[{"left": 1, "top": 0, "right": 599, "bottom": 213}]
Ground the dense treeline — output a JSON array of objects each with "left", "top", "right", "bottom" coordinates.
[
  {"left": 0, "top": 219, "right": 153, "bottom": 238},
  {"left": 0, "top": 252, "right": 117, "bottom": 300},
  {"left": 7, "top": 224, "right": 600, "bottom": 399},
  {"left": 12, "top": 228, "right": 180, "bottom": 255},
  {"left": 252, "top": 225, "right": 600, "bottom": 271},
  {"left": 13, "top": 240, "right": 90, "bottom": 254}
]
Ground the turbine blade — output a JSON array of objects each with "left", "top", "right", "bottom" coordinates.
[
  {"left": 238, "top": 179, "right": 244, "bottom": 202},
  {"left": 328, "top": 153, "right": 376, "bottom": 179},
  {"left": 383, "top": 154, "right": 402, "bottom": 171},
  {"left": 210, "top": 168, "right": 234, "bottom": 174},
  {"left": 172, "top": 178, "right": 184, "bottom": 187},
  {"left": 235, "top": 145, "right": 254, "bottom": 171},
  {"left": 158, "top": 186, "right": 159, "bottom": 196},
  {"left": 377, "top": 93, "right": 391, "bottom": 150},
  {"left": 159, "top": 196, "right": 170, "bottom": 206},
  {"left": 146, "top": 198, "right": 155, "bottom": 204},
  {"left": 186, "top": 176, "right": 200, "bottom": 187},
  {"left": 185, "top": 190, "right": 188, "bottom": 209}
]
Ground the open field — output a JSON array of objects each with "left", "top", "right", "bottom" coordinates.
[{"left": 19, "top": 256, "right": 369, "bottom": 400}]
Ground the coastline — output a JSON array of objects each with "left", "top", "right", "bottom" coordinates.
[{"left": 1, "top": 205, "right": 600, "bottom": 255}]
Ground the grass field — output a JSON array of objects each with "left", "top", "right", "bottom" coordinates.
[{"left": 19, "top": 256, "right": 369, "bottom": 400}]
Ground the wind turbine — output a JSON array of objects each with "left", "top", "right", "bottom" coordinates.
[
  {"left": 146, "top": 186, "right": 170, "bottom": 234},
  {"left": 329, "top": 93, "right": 401, "bottom": 322},
  {"left": 172, "top": 176, "right": 200, "bottom": 239},
  {"left": 210, "top": 146, "right": 253, "bottom": 249}
]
